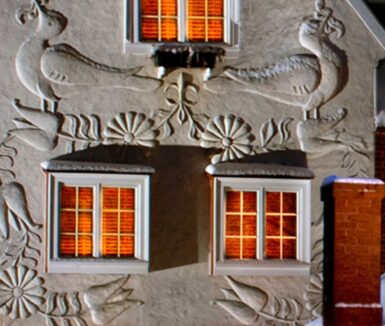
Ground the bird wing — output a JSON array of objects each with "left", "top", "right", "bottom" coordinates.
[
  {"left": 224, "top": 54, "right": 321, "bottom": 97},
  {"left": 41, "top": 43, "right": 141, "bottom": 86}
]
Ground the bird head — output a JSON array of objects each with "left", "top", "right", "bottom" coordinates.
[{"left": 33, "top": 0, "right": 67, "bottom": 40}]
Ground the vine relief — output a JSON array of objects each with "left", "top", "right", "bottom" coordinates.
[
  {"left": 15, "top": 0, "right": 160, "bottom": 112},
  {"left": 205, "top": 0, "right": 347, "bottom": 121}
]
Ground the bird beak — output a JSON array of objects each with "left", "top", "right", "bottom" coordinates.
[{"left": 32, "top": 0, "right": 43, "bottom": 14}]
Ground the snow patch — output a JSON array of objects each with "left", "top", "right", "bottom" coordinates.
[{"left": 41, "top": 160, "right": 155, "bottom": 174}]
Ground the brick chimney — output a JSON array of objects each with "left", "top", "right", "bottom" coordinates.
[{"left": 321, "top": 176, "right": 385, "bottom": 326}]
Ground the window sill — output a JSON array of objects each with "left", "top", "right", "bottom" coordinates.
[
  {"left": 213, "top": 260, "right": 310, "bottom": 276},
  {"left": 48, "top": 258, "right": 149, "bottom": 274}
]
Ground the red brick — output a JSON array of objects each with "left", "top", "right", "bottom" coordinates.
[{"left": 322, "top": 178, "right": 385, "bottom": 326}]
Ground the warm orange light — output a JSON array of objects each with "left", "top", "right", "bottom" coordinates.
[
  {"left": 101, "top": 187, "right": 135, "bottom": 257},
  {"left": 140, "top": 0, "right": 223, "bottom": 42},
  {"left": 225, "top": 191, "right": 257, "bottom": 259},
  {"left": 59, "top": 185, "right": 93, "bottom": 257},
  {"left": 265, "top": 192, "right": 297, "bottom": 259},
  {"left": 187, "top": 0, "right": 224, "bottom": 42},
  {"left": 140, "top": 0, "right": 178, "bottom": 41}
]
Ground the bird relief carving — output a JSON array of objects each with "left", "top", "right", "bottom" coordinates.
[
  {"left": 15, "top": 0, "right": 161, "bottom": 113},
  {"left": 205, "top": 0, "right": 347, "bottom": 122}
]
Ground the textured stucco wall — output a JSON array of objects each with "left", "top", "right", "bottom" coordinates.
[{"left": 0, "top": 0, "right": 383, "bottom": 325}]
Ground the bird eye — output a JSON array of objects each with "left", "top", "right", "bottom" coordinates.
[{"left": 48, "top": 21, "right": 52, "bottom": 26}]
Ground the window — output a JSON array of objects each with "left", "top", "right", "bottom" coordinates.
[
  {"left": 125, "top": 0, "right": 239, "bottom": 53},
  {"left": 210, "top": 176, "right": 311, "bottom": 275},
  {"left": 46, "top": 172, "right": 150, "bottom": 274}
]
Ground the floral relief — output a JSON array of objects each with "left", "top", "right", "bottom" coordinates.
[
  {"left": 303, "top": 273, "right": 323, "bottom": 318},
  {"left": 0, "top": 264, "right": 46, "bottom": 320},
  {"left": 103, "top": 112, "right": 159, "bottom": 147},
  {"left": 200, "top": 114, "right": 255, "bottom": 164}
]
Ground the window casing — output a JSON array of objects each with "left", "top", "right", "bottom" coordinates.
[
  {"left": 47, "top": 173, "right": 150, "bottom": 274},
  {"left": 125, "top": 0, "right": 239, "bottom": 53},
  {"left": 211, "top": 177, "right": 311, "bottom": 276}
]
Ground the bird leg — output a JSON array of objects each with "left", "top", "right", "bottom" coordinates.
[
  {"left": 41, "top": 98, "right": 48, "bottom": 112},
  {"left": 51, "top": 100, "right": 58, "bottom": 113}
]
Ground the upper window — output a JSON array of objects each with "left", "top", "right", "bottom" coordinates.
[
  {"left": 206, "top": 163, "right": 313, "bottom": 276},
  {"left": 125, "top": 0, "right": 239, "bottom": 53},
  {"left": 43, "top": 165, "right": 152, "bottom": 274}
]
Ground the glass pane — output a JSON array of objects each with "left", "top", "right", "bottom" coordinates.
[
  {"left": 120, "top": 236, "right": 135, "bottom": 256},
  {"left": 265, "top": 239, "right": 280, "bottom": 259},
  {"left": 141, "top": 0, "right": 158, "bottom": 15},
  {"left": 208, "top": 19, "right": 223, "bottom": 41},
  {"left": 225, "top": 238, "right": 240, "bottom": 259},
  {"left": 103, "top": 188, "right": 118, "bottom": 209},
  {"left": 120, "top": 188, "right": 135, "bottom": 210},
  {"left": 60, "top": 211, "right": 76, "bottom": 233},
  {"left": 226, "top": 214, "right": 240, "bottom": 236},
  {"left": 77, "top": 236, "right": 93, "bottom": 257},
  {"left": 283, "top": 192, "right": 297, "bottom": 213},
  {"left": 60, "top": 186, "right": 76, "bottom": 208},
  {"left": 242, "top": 238, "right": 256, "bottom": 259},
  {"left": 141, "top": 18, "right": 159, "bottom": 41},
  {"left": 283, "top": 216, "right": 296, "bottom": 237},
  {"left": 78, "top": 187, "right": 93, "bottom": 209},
  {"left": 102, "top": 212, "right": 118, "bottom": 233},
  {"left": 265, "top": 215, "right": 280, "bottom": 236},
  {"left": 188, "top": 0, "right": 205, "bottom": 16},
  {"left": 243, "top": 192, "right": 256, "bottom": 213},
  {"left": 161, "top": 18, "right": 177, "bottom": 41},
  {"left": 226, "top": 191, "right": 240, "bottom": 212},
  {"left": 266, "top": 192, "right": 281, "bottom": 213},
  {"left": 102, "top": 236, "right": 118, "bottom": 256},
  {"left": 60, "top": 235, "right": 75, "bottom": 256},
  {"left": 188, "top": 19, "right": 205, "bottom": 41},
  {"left": 243, "top": 215, "right": 256, "bottom": 236},
  {"left": 121, "top": 212, "right": 135, "bottom": 233},
  {"left": 208, "top": 0, "right": 223, "bottom": 16},
  {"left": 78, "top": 212, "right": 92, "bottom": 233},
  {"left": 161, "top": 0, "right": 177, "bottom": 16},
  {"left": 283, "top": 239, "right": 296, "bottom": 259}
]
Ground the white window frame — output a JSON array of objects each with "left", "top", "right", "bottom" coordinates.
[
  {"left": 46, "top": 173, "right": 150, "bottom": 274},
  {"left": 211, "top": 177, "right": 311, "bottom": 276},
  {"left": 124, "top": 0, "right": 240, "bottom": 54}
]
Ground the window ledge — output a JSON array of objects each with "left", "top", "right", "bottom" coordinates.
[
  {"left": 152, "top": 45, "right": 226, "bottom": 68},
  {"left": 213, "top": 260, "right": 310, "bottom": 276},
  {"left": 41, "top": 160, "right": 155, "bottom": 175},
  {"left": 206, "top": 162, "right": 314, "bottom": 179},
  {"left": 48, "top": 259, "right": 149, "bottom": 274}
]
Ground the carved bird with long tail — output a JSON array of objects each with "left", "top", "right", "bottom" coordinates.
[
  {"left": 205, "top": 0, "right": 347, "bottom": 120},
  {"left": 15, "top": 0, "right": 161, "bottom": 112}
]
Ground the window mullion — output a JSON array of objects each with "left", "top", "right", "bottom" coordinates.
[
  {"left": 94, "top": 184, "right": 100, "bottom": 258},
  {"left": 257, "top": 189, "right": 264, "bottom": 260},
  {"left": 178, "top": 0, "right": 185, "bottom": 42}
]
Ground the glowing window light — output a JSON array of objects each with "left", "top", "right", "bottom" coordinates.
[
  {"left": 224, "top": 190, "right": 297, "bottom": 261},
  {"left": 101, "top": 187, "right": 135, "bottom": 257},
  {"left": 140, "top": 0, "right": 224, "bottom": 42}
]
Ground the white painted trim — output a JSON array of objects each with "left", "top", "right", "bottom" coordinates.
[
  {"left": 124, "top": 0, "right": 240, "bottom": 55},
  {"left": 46, "top": 172, "right": 150, "bottom": 274},
  {"left": 347, "top": 0, "right": 385, "bottom": 51},
  {"left": 211, "top": 177, "right": 311, "bottom": 276}
]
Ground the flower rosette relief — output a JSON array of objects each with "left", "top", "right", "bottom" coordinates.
[
  {"left": 303, "top": 273, "right": 322, "bottom": 317},
  {"left": 200, "top": 114, "right": 254, "bottom": 164},
  {"left": 103, "top": 112, "right": 158, "bottom": 147},
  {"left": 0, "top": 264, "right": 45, "bottom": 320}
]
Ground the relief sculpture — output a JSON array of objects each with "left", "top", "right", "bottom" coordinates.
[
  {"left": 15, "top": 0, "right": 160, "bottom": 112},
  {"left": 205, "top": 0, "right": 347, "bottom": 121}
]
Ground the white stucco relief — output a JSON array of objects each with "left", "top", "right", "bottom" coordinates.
[{"left": 15, "top": 0, "right": 160, "bottom": 112}]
